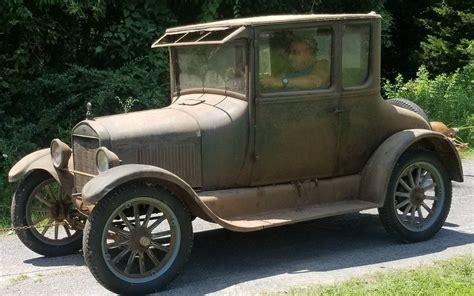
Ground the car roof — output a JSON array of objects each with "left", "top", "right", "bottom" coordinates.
[{"left": 166, "top": 13, "right": 381, "bottom": 33}]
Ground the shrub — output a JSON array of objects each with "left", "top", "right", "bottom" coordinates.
[{"left": 383, "top": 63, "right": 474, "bottom": 145}]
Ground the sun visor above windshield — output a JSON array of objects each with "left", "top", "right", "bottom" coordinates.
[{"left": 152, "top": 26, "right": 247, "bottom": 48}]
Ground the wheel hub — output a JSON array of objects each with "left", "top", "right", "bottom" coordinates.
[
  {"left": 410, "top": 187, "right": 425, "bottom": 207},
  {"left": 139, "top": 236, "right": 151, "bottom": 247},
  {"left": 130, "top": 227, "right": 152, "bottom": 252},
  {"left": 50, "top": 202, "right": 70, "bottom": 221}
]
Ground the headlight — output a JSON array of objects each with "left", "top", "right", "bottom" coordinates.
[
  {"left": 50, "top": 139, "right": 71, "bottom": 169},
  {"left": 96, "top": 147, "right": 120, "bottom": 173}
]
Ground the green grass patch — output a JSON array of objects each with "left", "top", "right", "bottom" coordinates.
[
  {"left": 460, "top": 148, "right": 474, "bottom": 160},
  {"left": 9, "top": 274, "right": 29, "bottom": 284},
  {"left": 274, "top": 256, "right": 474, "bottom": 295}
]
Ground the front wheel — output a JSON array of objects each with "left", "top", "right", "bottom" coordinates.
[
  {"left": 83, "top": 183, "right": 193, "bottom": 294},
  {"left": 378, "top": 151, "right": 452, "bottom": 243},
  {"left": 11, "top": 171, "right": 83, "bottom": 256}
]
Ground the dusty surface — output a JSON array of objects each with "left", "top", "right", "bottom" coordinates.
[{"left": 1, "top": 160, "right": 473, "bottom": 295}]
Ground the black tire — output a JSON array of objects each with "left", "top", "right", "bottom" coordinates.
[
  {"left": 83, "top": 183, "right": 193, "bottom": 294},
  {"left": 378, "top": 151, "right": 452, "bottom": 243},
  {"left": 387, "top": 98, "right": 431, "bottom": 125},
  {"left": 11, "top": 171, "right": 83, "bottom": 256}
]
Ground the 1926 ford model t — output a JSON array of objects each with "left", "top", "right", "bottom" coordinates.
[{"left": 9, "top": 13, "right": 463, "bottom": 294}]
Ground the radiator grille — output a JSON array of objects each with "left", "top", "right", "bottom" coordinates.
[
  {"left": 137, "top": 143, "right": 199, "bottom": 185},
  {"left": 73, "top": 136, "right": 99, "bottom": 192}
]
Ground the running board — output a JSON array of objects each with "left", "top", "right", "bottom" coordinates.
[{"left": 219, "top": 200, "right": 379, "bottom": 232}]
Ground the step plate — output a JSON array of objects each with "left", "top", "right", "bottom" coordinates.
[{"left": 223, "top": 200, "right": 379, "bottom": 231}]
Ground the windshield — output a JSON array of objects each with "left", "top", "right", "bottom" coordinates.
[{"left": 174, "top": 43, "right": 247, "bottom": 95}]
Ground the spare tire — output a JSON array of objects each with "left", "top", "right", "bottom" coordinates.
[{"left": 387, "top": 98, "right": 431, "bottom": 128}]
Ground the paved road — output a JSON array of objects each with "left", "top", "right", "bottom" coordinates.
[{"left": 1, "top": 161, "right": 473, "bottom": 295}]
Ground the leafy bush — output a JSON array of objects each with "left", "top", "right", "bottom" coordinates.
[{"left": 383, "top": 63, "right": 474, "bottom": 145}]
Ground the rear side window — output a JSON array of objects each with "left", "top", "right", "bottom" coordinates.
[{"left": 342, "top": 24, "right": 370, "bottom": 87}]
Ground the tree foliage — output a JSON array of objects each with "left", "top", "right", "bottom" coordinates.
[
  {"left": 384, "top": 63, "right": 474, "bottom": 144},
  {"left": 419, "top": 0, "right": 473, "bottom": 75}
]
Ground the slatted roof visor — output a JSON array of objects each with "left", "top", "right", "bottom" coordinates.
[{"left": 152, "top": 26, "right": 247, "bottom": 48}]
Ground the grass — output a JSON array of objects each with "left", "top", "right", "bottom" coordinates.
[
  {"left": 274, "top": 256, "right": 474, "bottom": 296},
  {"left": 9, "top": 274, "right": 29, "bottom": 284},
  {"left": 460, "top": 148, "right": 474, "bottom": 160}
]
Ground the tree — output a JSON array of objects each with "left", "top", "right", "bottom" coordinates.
[{"left": 419, "top": 0, "right": 473, "bottom": 74}]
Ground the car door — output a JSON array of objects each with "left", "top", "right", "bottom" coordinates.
[
  {"left": 336, "top": 21, "right": 382, "bottom": 175},
  {"left": 250, "top": 23, "right": 340, "bottom": 185}
]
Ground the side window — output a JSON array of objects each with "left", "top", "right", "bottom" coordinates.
[
  {"left": 258, "top": 26, "right": 332, "bottom": 92},
  {"left": 342, "top": 24, "right": 371, "bottom": 87}
]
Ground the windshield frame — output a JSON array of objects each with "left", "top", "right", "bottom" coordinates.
[{"left": 170, "top": 40, "right": 249, "bottom": 101}]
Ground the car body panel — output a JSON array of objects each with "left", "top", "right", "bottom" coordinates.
[
  {"left": 8, "top": 148, "right": 75, "bottom": 195},
  {"left": 360, "top": 129, "right": 463, "bottom": 206}
]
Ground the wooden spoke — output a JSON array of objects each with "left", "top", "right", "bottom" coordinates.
[
  {"left": 54, "top": 222, "right": 59, "bottom": 240},
  {"left": 150, "top": 241, "right": 170, "bottom": 252},
  {"left": 415, "top": 167, "right": 422, "bottom": 185},
  {"left": 107, "top": 240, "right": 130, "bottom": 249},
  {"left": 142, "top": 205, "right": 154, "bottom": 227},
  {"left": 109, "top": 226, "right": 130, "bottom": 238},
  {"left": 402, "top": 205, "right": 411, "bottom": 219},
  {"left": 41, "top": 219, "right": 52, "bottom": 235},
  {"left": 133, "top": 204, "right": 140, "bottom": 228},
  {"left": 421, "top": 202, "right": 433, "bottom": 214},
  {"left": 63, "top": 224, "right": 72, "bottom": 237},
  {"left": 410, "top": 207, "right": 416, "bottom": 224},
  {"left": 416, "top": 207, "right": 424, "bottom": 220},
  {"left": 147, "top": 215, "right": 166, "bottom": 231},
  {"left": 420, "top": 172, "right": 429, "bottom": 187},
  {"left": 399, "top": 178, "right": 412, "bottom": 192},
  {"left": 44, "top": 184, "right": 57, "bottom": 201},
  {"left": 407, "top": 168, "right": 415, "bottom": 188},
  {"left": 138, "top": 252, "right": 146, "bottom": 274},
  {"left": 119, "top": 212, "right": 134, "bottom": 231},
  {"left": 395, "top": 192, "right": 411, "bottom": 198},
  {"left": 112, "top": 246, "right": 131, "bottom": 263},
  {"left": 146, "top": 249, "right": 161, "bottom": 267},
  {"left": 125, "top": 251, "right": 136, "bottom": 274},
  {"left": 151, "top": 230, "right": 171, "bottom": 240},
  {"left": 424, "top": 195, "right": 438, "bottom": 201},
  {"left": 423, "top": 182, "right": 436, "bottom": 191},
  {"left": 35, "top": 195, "right": 52, "bottom": 208},
  {"left": 396, "top": 199, "right": 411, "bottom": 210}
]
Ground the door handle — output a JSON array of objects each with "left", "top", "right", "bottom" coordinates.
[{"left": 334, "top": 108, "right": 345, "bottom": 114}]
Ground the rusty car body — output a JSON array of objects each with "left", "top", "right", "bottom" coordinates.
[{"left": 9, "top": 13, "right": 463, "bottom": 294}]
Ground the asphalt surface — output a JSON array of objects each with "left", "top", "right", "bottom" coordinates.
[{"left": 1, "top": 160, "right": 473, "bottom": 295}]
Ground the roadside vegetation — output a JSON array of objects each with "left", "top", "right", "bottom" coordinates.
[
  {"left": 383, "top": 63, "right": 474, "bottom": 147},
  {"left": 275, "top": 256, "right": 473, "bottom": 295},
  {"left": 0, "top": 1, "right": 472, "bottom": 226}
]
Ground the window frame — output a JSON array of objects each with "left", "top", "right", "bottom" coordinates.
[
  {"left": 170, "top": 39, "right": 249, "bottom": 101},
  {"left": 255, "top": 22, "right": 337, "bottom": 98},
  {"left": 341, "top": 22, "right": 373, "bottom": 90}
]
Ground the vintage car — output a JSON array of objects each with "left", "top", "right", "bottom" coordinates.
[{"left": 8, "top": 13, "right": 463, "bottom": 294}]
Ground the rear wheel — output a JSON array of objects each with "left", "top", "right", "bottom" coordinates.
[
  {"left": 83, "top": 183, "right": 193, "bottom": 294},
  {"left": 11, "top": 171, "right": 83, "bottom": 256},
  {"left": 378, "top": 151, "right": 451, "bottom": 242}
]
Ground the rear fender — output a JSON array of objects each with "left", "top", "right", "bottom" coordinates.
[
  {"left": 360, "top": 129, "right": 463, "bottom": 206},
  {"left": 81, "top": 164, "right": 245, "bottom": 231},
  {"left": 8, "top": 148, "right": 75, "bottom": 195}
]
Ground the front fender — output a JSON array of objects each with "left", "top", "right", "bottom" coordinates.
[
  {"left": 360, "top": 129, "right": 463, "bottom": 206},
  {"left": 81, "top": 164, "right": 246, "bottom": 231},
  {"left": 8, "top": 148, "right": 74, "bottom": 195}
]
